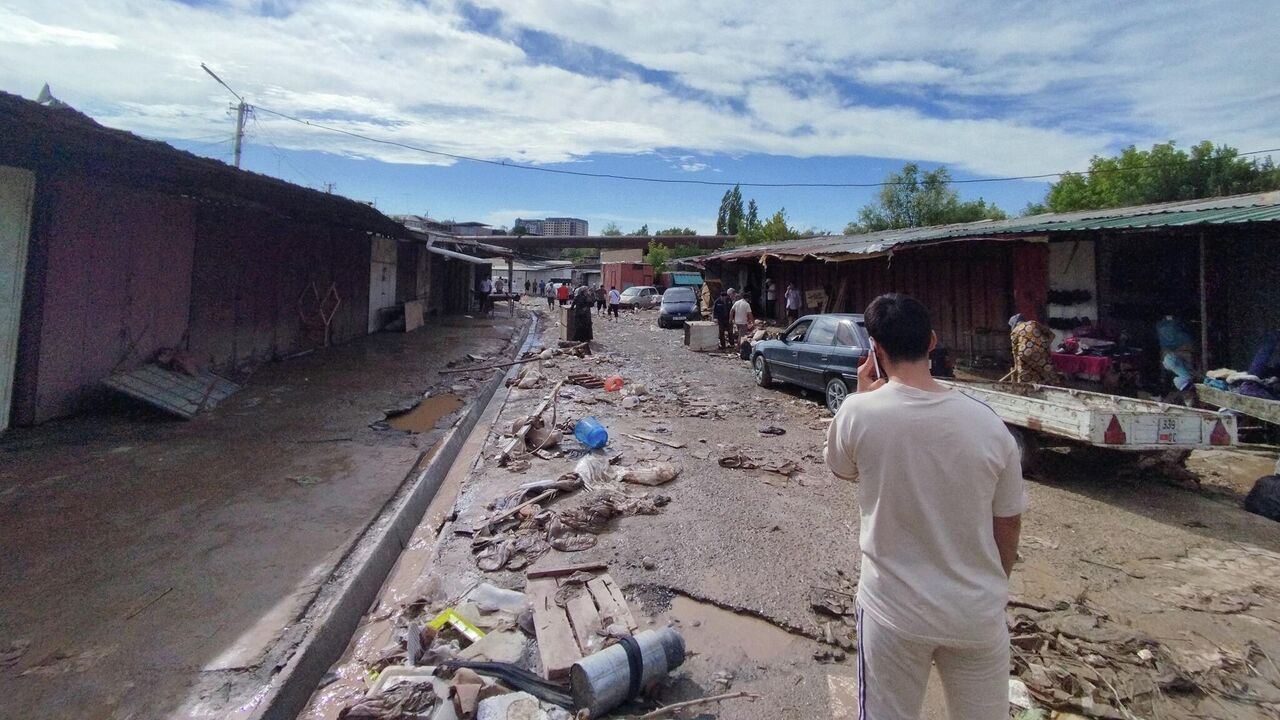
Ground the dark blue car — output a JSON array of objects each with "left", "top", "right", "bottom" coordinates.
[{"left": 751, "top": 314, "right": 872, "bottom": 412}]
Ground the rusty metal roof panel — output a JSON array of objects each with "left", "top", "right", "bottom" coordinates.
[{"left": 698, "top": 191, "right": 1280, "bottom": 263}]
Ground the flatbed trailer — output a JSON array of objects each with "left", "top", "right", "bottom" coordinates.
[
  {"left": 943, "top": 381, "right": 1237, "bottom": 458},
  {"left": 1195, "top": 383, "right": 1280, "bottom": 426}
]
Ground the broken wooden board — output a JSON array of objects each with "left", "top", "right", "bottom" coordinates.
[
  {"left": 623, "top": 432, "right": 686, "bottom": 449},
  {"left": 526, "top": 570, "right": 638, "bottom": 679},
  {"left": 528, "top": 578, "right": 582, "bottom": 681},
  {"left": 103, "top": 365, "right": 240, "bottom": 419}
]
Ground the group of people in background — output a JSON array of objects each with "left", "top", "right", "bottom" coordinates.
[{"left": 711, "top": 287, "right": 757, "bottom": 350}]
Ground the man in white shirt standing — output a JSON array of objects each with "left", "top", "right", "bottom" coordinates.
[
  {"left": 730, "top": 292, "right": 753, "bottom": 343},
  {"left": 825, "top": 293, "right": 1026, "bottom": 720},
  {"left": 784, "top": 283, "right": 802, "bottom": 322}
]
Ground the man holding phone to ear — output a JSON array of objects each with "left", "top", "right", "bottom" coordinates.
[{"left": 825, "top": 293, "right": 1026, "bottom": 720}]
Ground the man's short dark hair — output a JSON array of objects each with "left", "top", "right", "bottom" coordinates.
[{"left": 864, "top": 293, "right": 932, "bottom": 362}]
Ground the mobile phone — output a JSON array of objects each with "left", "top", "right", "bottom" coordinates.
[{"left": 868, "top": 339, "right": 883, "bottom": 380}]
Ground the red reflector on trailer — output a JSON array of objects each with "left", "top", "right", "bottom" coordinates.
[
  {"left": 1103, "top": 415, "right": 1127, "bottom": 444},
  {"left": 1210, "top": 420, "right": 1231, "bottom": 446}
]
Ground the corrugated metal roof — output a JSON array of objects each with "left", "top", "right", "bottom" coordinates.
[
  {"left": 697, "top": 190, "right": 1280, "bottom": 263},
  {"left": 668, "top": 272, "right": 703, "bottom": 285}
]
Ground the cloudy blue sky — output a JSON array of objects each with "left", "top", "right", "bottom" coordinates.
[{"left": 2, "top": 1, "right": 1277, "bottom": 233}]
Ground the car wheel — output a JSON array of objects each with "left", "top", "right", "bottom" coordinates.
[
  {"left": 825, "top": 376, "right": 850, "bottom": 412},
  {"left": 753, "top": 355, "right": 772, "bottom": 387}
]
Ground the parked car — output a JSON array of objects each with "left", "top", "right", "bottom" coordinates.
[
  {"left": 617, "top": 285, "right": 659, "bottom": 309},
  {"left": 751, "top": 314, "right": 870, "bottom": 412},
  {"left": 657, "top": 286, "right": 701, "bottom": 328},
  {"left": 752, "top": 314, "right": 953, "bottom": 411}
]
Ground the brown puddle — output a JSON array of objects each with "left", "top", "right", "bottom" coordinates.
[
  {"left": 387, "top": 394, "right": 464, "bottom": 433},
  {"left": 662, "top": 595, "right": 809, "bottom": 664}
]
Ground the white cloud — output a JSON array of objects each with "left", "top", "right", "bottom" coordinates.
[
  {"left": 0, "top": 0, "right": 1276, "bottom": 181},
  {"left": 855, "top": 60, "right": 960, "bottom": 86},
  {"left": 0, "top": 8, "right": 119, "bottom": 49}
]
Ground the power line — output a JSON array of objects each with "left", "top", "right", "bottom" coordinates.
[{"left": 251, "top": 104, "right": 1279, "bottom": 189}]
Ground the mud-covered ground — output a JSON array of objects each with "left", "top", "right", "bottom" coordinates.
[
  {"left": 0, "top": 315, "right": 524, "bottom": 720},
  {"left": 308, "top": 301, "right": 1280, "bottom": 720}
]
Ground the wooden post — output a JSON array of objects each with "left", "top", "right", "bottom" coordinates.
[
  {"left": 1198, "top": 232, "right": 1209, "bottom": 371},
  {"left": 507, "top": 257, "right": 516, "bottom": 317}
]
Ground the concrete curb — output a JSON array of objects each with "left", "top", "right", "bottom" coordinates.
[{"left": 247, "top": 313, "right": 538, "bottom": 720}]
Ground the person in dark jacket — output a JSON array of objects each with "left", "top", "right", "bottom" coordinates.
[
  {"left": 571, "top": 285, "right": 594, "bottom": 350},
  {"left": 712, "top": 291, "right": 733, "bottom": 350}
]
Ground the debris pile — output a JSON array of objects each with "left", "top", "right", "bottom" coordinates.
[{"left": 1007, "top": 601, "right": 1280, "bottom": 718}]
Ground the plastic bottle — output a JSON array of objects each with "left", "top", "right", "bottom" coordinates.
[
  {"left": 603, "top": 376, "right": 624, "bottom": 392},
  {"left": 574, "top": 416, "right": 609, "bottom": 449}
]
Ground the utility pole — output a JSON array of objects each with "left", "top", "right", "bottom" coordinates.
[
  {"left": 201, "top": 63, "right": 249, "bottom": 169},
  {"left": 231, "top": 100, "right": 247, "bottom": 168}
]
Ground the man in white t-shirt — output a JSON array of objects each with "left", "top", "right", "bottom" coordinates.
[
  {"left": 825, "top": 293, "right": 1026, "bottom": 720},
  {"left": 730, "top": 293, "right": 753, "bottom": 341}
]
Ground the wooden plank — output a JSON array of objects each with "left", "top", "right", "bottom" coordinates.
[
  {"left": 527, "top": 578, "right": 582, "bottom": 680},
  {"left": 624, "top": 432, "right": 686, "bottom": 449},
  {"left": 565, "top": 590, "right": 602, "bottom": 655},
  {"left": 526, "top": 562, "right": 609, "bottom": 579},
  {"left": 600, "top": 575, "right": 639, "bottom": 632},
  {"left": 587, "top": 576, "right": 639, "bottom": 632}
]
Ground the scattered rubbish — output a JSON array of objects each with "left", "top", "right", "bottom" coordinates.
[
  {"left": 567, "top": 373, "right": 605, "bottom": 389},
  {"left": 641, "top": 557, "right": 658, "bottom": 570},
  {"left": 718, "top": 453, "right": 801, "bottom": 476},
  {"left": 757, "top": 425, "right": 786, "bottom": 436},
  {"left": 636, "top": 691, "right": 758, "bottom": 719},
  {"left": 526, "top": 425, "right": 562, "bottom": 451},
  {"left": 620, "top": 383, "right": 649, "bottom": 397},
  {"left": 623, "top": 432, "right": 686, "bottom": 449},
  {"left": 573, "top": 417, "right": 609, "bottom": 449},
  {"left": 620, "top": 463, "right": 680, "bottom": 487},
  {"left": 476, "top": 691, "right": 573, "bottom": 720},
  {"left": 529, "top": 570, "right": 639, "bottom": 680},
  {"left": 428, "top": 608, "right": 486, "bottom": 643},
  {"left": 457, "top": 630, "right": 527, "bottom": 664},
  {"left": 570, "top": 627, "right": 686, "bottom": 717},
  {"left": 1008, "top": 678, "right": 1034, "bottom": 709},
  {"left": 337, "top": 678, "right": 439, "bottom": 719},
  {"left": 501, "top": 381, "right": 566, "bottom": 464},
  {"left": 526, "top": 562, "right": 609, "bottom": 579},
  {"left": 441, "top": 660, "right": 574, "bottom": 708},
  {"left": 468, "top": 584, "right": 530, "bottom": 615},
  {"left": 620, "top": 396, "right": 640, "bottom": 409},
  {"left": 102, "top": 364, "right": 241, "bottom": 419},
  {"left": 289, "top": 475, "right": 325, "bottom": 487},
  {"left": 603, "top": 376, "right": 624, "bottom": 392}
]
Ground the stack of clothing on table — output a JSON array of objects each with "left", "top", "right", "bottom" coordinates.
[
  {"left": 1203, "top": 331, "right": 1280, "bottom": 400},
  {"left": 1203, "top": 369, "right": 1280, "bottom": 400}
]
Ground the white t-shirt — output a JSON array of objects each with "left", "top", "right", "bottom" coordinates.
[
  {"left": 824, "top": 381, "right": 1027, "bottom": 646},
  {"left": 608, "top": 289, "right": 621, "bottom": 304},
  {"left": 730, "top": 298, "right": 752, "bottom": 324},
  {"left": 785, "top": 288, "right": 801, "bottom": 310}
]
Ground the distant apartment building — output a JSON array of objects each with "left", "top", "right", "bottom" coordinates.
[{"left": 513, "top": 217, "right": 588, "bottom": 236}]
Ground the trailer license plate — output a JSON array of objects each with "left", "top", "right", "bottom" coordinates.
[{"left": 1158, "top": 417, "right": 1177, "bottom": 443}]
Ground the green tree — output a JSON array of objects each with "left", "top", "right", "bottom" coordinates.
[
  {"left": 601, "top": 221, "right": 623, "bottom": 236},
  {"left": 646, "top": 240, "right": 705, "bottom": 273},
  {"left": 512, "top": 223, "right": 529, "bottom": 236},
  {"left": 1021, "top": 201, "right": 1049, "bottom": 216},
  {"left": 1042, "top": 141, "right": 1280, "bottom": 212},
  {"left": 716, "top": 185, "right": 745, "bottom": 236},
  {"left": 654, "top": 226, "right": 698, "bottom": 235},
  {"left": 844, "top": 164, "right": 1007, "bottom": 234},
  {"left": 759, "top": 208, "right": 800, "bottom": 243},
  {"left": 627, "top": 224, "right": 650, "bottom": 236}
]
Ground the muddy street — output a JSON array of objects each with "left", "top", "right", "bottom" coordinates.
[
  {"left": 309, "top": 301, "right": 1280, "bottom": 720},
  {"left": 0, "top": 316, "right": 528, "bottom": 720}
]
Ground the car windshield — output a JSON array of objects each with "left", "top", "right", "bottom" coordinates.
[
  {"left": 663, "top": 287, "right": 695, "bottom": 302},
  {"left": 620, "top": 287, "right": 643, "bottom": 297}
]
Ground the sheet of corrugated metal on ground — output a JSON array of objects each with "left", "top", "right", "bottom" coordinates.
[{"left": 102, "top": 365, "right": 241, "bottom": 419}]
